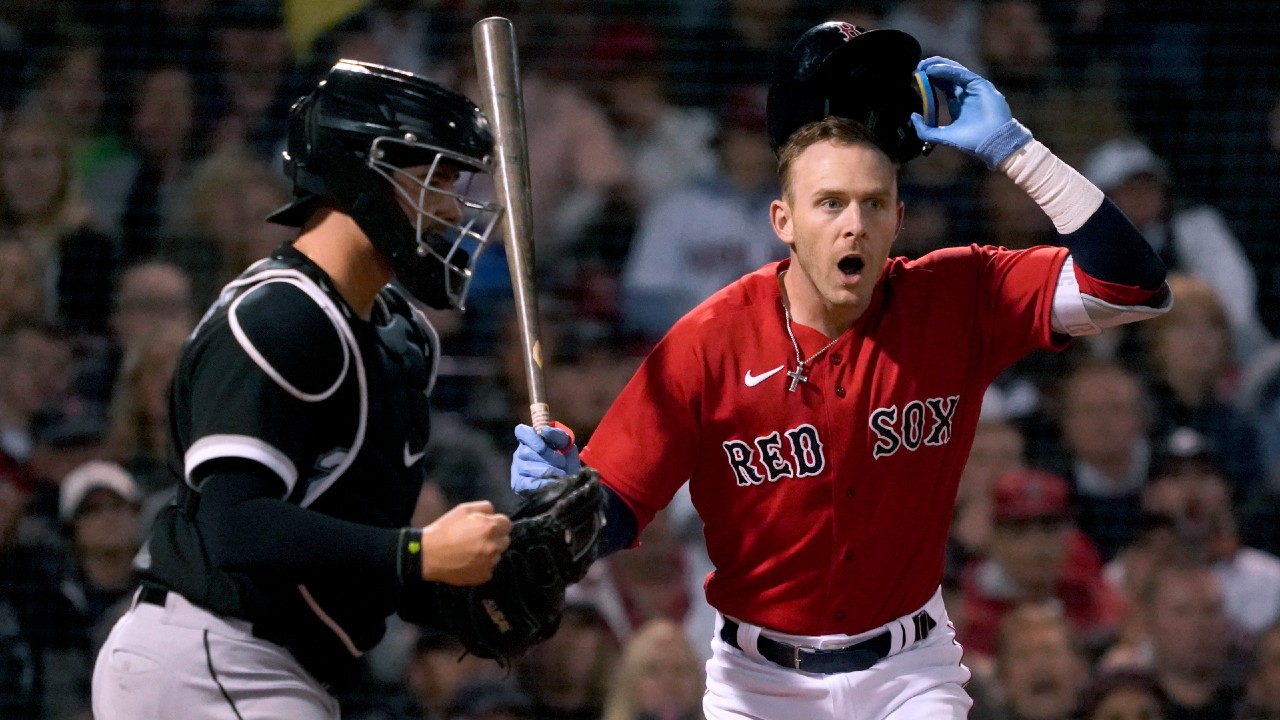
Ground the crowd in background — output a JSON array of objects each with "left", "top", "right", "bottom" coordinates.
[{"left": 1, "top": 0, "right": 1280, "bottom": 718}]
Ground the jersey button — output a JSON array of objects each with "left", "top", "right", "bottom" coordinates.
[
  {"left": 835, "top": 386, "right": 847, "bottom": 398},
  {"left": 835, "top": 611, "right": 846, "bottom": 622},
  {"left": 845, "top": 487, "right": 854, "bottom": 498},
  {"left": 830, "top": 353, "right": 842, "bottom": 364}
]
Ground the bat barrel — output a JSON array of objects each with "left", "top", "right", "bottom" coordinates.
[{"left": 472, "top": 17, "right": 550, "bottom": 428}]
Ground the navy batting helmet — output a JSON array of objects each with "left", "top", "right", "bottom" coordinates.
[
  {"left": 767, "top": 22, "right": 932, "bottom": 163},
  {"left": 269, "top": 60, "right": 502, "bottom": 310}
]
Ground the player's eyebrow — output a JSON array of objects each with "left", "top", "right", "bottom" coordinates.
[{"left": 811, "top": 183, "right": 894, "bottom": 199}]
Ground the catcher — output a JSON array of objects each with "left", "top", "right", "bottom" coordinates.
[{"left": 92, "top": 60, "right": 603, "bottom": 720}]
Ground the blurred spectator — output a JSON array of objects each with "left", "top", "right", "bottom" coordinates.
[
  {"left": 666, "top": 0, "right": 820, "bottom": 111},
  {"left": 515, "top": 600, "right": 619, "bottom": 720},
  {"left": 572, "top": 508, "right": 700, "bottom": 644},
  {"left": 0, "top": 110, "right": 117, "bottom": 336},
  {"left": 1099, "top": 510, "right": 1179, "bottom": 667},
  {"left": 27, "top": 404, "right": 109, "bottom": 533},
  {"left": 84, "top": 61, "right": 207, "bottom": 260},
  {"left": 1112, "top": 428, "right": 1280, "bottom": 640},
  {"left": 208, "top": 0, "right": 306, "bottom": 156},
  {"left": 458, "top": 2, "right": 631, "bottom": 276},
  {"left": 978, "top": 171, "right": 1057, "bottom": 250},
  {"left": 600, "top": 618, "right": 704, "bottom": 720},
  {"left": 975, "top": 0, "right": 1128, "bottom": 169},
  {"left": 1110, "top": 559, "right": 1242, "bottom": 720},
  {"left": 311, "top": 0, "right": 461, "bottom": 85},
  {"left": 0, "top": 239, "right": 45, "bottom": 328},
  {"left": 1082, "top": 138, "right": 1271, "bottom": 364},
  {"left": 1210, "top": 87, "right": 1280, "bottom": 332},
  {"left": 350, "top": 629, "right": 509, "bottom": 720},
  {"left": 0, "top": 320, "right": 74, "bottom": 472},
  {"left": 991, "top": 603, "right": 1091, "bottom": 720},
  {"left": 1055, "top": 359, "right": 1153, "bottom": 562},
  {"left": 1140, "top": 274, "right": 1266, "bottom": 500},
  {"left": 170, "top": 142, "right": 293, "bottom": 305},
  {"left": 950, "top": 406, "right": 1027, "bottom": 564},
  {"left": 308, "top": 12, "right": 392, "bottom": 71},
  {"left": 420, "top": 412, "right": 520, "bottom": 515},
  {"left": 108, "top": 260, "right": 196, "bottom": 356},
  {"left": 19, "top": 26, "right": 127, "bottom": 183},
  {"left": 884, "top": 0, "right": 985, "bottom": 76},
  {"left": 0, "top": 457, "right": 91, "bottom": 720},
  {"left": 960, "top": 468, "right": 1126, "bottom": 661},
  {"left": 0, "top": 2, "right": 58, "bottom": 115},
  {"left": 446, "top": 679, "right": 533, "bottom": 720},
  {"left": 1074, "top": 668, "right": 1169, "bottom": 720},
  {"left": 105, "top": 320, "right": 190, "bottom": 498},
  {"left": 620, "top": 84, "right": 783, "bottom": 341},
  {"left": 977, "top": 0, "right": 1053, "bottom": 97},
  {"left": 592, "top": 20, "right": 718, "bottom": 214},
  {"left": 57, "top": 460, "right": 142, "bottom": 631},
  {"left": 824, "top": 2, "right": 884, "bottom": 28},
  {"left": 1241, "top": 621, "right": 1280, "bottom": 720},
  {"left": 545, "top": 320, "right": 642, "bottom": 445}
]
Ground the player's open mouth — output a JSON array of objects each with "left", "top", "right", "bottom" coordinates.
[{"left": 837, "top": 254, "right": 864, "bottom": 280}]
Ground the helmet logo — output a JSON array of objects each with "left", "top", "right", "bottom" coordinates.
[{"left": 835, "top": 23, "right": 863, "bottom": 42}]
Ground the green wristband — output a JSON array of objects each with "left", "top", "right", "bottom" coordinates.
[{"left": 397, "top": 528, "right": 424, "bottom": 585}]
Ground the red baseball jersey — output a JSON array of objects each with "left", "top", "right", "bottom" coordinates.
[{"left": 581, "top": 245, "right": 1070, "bottom": 636}]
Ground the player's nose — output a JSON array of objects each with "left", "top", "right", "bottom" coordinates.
[
  {"left": 434, "top": 194, "right": 464, "bottom": 226},
  {"left": 841, "top": 207, "right": 866, "bottom": 241}
]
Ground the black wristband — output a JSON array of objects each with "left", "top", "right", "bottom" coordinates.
[{"left": 396, "top": 528, "right": 424, "bottom": 586}]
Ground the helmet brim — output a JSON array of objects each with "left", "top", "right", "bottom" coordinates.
[{"left": 266, "top": 193, "right": 323, "bottom": 227}]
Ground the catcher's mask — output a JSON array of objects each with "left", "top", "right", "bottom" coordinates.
[
  {"left": 767, "top": 22, "right": 936, "bottom": 163},
  {"left": 268, "top": 60, "right": 503, "bottom": 310}
]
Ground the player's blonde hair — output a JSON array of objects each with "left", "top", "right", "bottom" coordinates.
[{"left": 776, "top": 116, "right": 897, "bottom": 201}]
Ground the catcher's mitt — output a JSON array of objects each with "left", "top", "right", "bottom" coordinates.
[{"left": 428, "top": 466, "right": 604, "bottom": 662}]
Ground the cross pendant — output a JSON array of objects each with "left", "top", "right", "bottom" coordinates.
[{"left": 787, "top": 366, "right": 807, "bottom": 392}]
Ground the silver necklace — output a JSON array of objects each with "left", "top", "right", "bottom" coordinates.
[{"left": 782, "top": 302, "right": 841, "bottom": 392}]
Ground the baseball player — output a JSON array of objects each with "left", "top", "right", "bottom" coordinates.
[
  {"left": 92, "top": 60, "right": 513, "bottom": 720},
  {"left": 511, "top": 23, "right": 1172, "bottom": 720}
]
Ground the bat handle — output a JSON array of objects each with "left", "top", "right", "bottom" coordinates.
[{"left": 529, "top": 402, "right": 551, "bottom": 431}]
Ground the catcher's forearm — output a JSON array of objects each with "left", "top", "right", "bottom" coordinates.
[{"left": 197, "top": 463, "right": 401, "bottom": 581}]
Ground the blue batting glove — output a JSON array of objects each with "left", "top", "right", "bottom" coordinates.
[
  {"left": 910, "top": 56, "right": 1032, "bottom": 167},
  {"left": 510, "top": 423, "right": 582, "bottom": 496}
]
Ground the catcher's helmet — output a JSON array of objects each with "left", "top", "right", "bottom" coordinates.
[
  {"left": 767, "top": 22, "right": 931, "bottom": 163},
  {"left": 268, "top": 60, "right": 502, "bottom": 310}
]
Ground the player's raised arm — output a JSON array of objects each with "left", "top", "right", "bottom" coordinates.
[{"left": 911, "top": 56, "right": 1171, "bottom": 335}]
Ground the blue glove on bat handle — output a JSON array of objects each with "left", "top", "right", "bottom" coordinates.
[
  {"left": 910, "top": 56, "right": 1032, "bottom": 167},
  {"left": 510, "top": 423, "right": 581, "bottom": 496}
]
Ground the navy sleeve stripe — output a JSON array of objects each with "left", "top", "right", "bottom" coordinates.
[
  {"left": 1061, "top": 198, "right": 1167, "bottom": 291},
  {"left": 598, "top": 482, "right": 638, "bottom": 558}
]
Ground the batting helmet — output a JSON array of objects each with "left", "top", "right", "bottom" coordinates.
[
  {"left": 767, "top": 22, "right": 934, "bottom": 163},
  {"left": 268, "top": 60, "right": 503, "bottom": 310}
]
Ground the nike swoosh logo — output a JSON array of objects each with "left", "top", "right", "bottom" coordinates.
[
  {"left": 744, "top": 365, "right": 785, "bottom": 387},
  {"left": 403, "top": 442, "right": 427, "bottom": 467}
]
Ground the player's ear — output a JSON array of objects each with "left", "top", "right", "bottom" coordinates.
[
  {"left": 896, "top": 200, "right": 905, "bottom": 238},
  {"left": 771, "top": 198, "right": 795, "bottom": 248}
]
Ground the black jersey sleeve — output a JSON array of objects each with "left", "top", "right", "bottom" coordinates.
[
  {"left": 181, "top": 278, "right": 357, "bottom": 497},
  {"left": 196, "top": 459, "right": 401, "bottom": 584}
]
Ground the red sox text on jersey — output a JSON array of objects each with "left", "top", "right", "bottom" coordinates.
[{"left": 723, "top": 394, "right": 959, "bottom": 486}]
